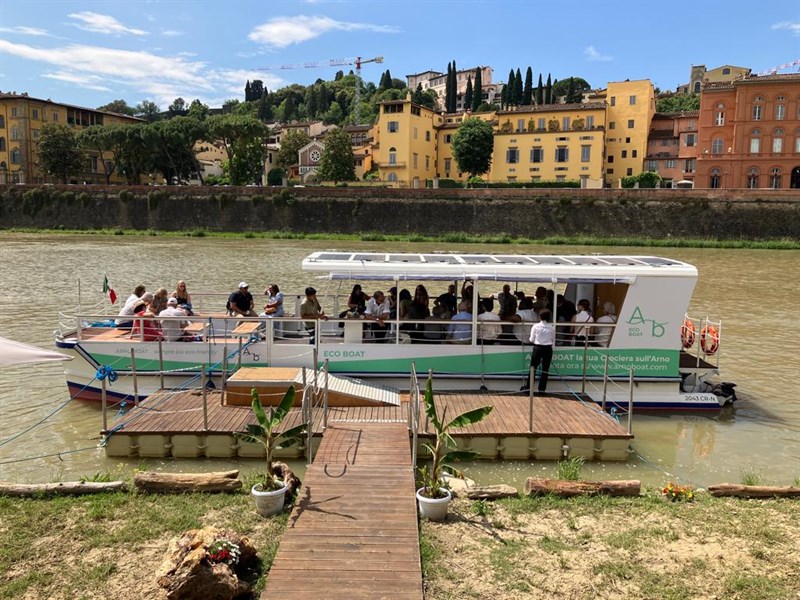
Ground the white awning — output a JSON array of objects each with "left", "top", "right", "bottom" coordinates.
[{"left": 0, "top": 337, "right": 73, "bottom": 367}]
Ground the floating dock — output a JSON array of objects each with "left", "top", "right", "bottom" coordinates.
[{"left": 102, "top": 368, "right": 632, "bottom": 461}]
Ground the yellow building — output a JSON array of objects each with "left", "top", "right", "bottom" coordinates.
[
  {"left": 598, "top": 80, "right": 656, "bottom": 186},
  {"left": 373, "top": 94, "right": 440, "bottom": 187},
  {"left": 436, "top": 111, "right": 496, "bottom": 183},
  {"left": 0, "top": 92, "right": 143, "bottom": 184},
  {"left": 490, "top": 104, "right": 606, "bottom": 187}
]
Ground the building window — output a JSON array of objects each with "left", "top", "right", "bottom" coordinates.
[
  {"left": 0, "top": 138, "right": 5, "bottom": 151},
  {"left": 773, "top": 133, "right": 783, "bottom": 154},
  {"left": 444, "top": 158, "right": 451, "bottom": 173},
  {"left": 388, "top": 172, "right": 398, "bottom": 182},
  {"left": 537, "top": 118, "right": 545, "bottom": 130},
  {"left": 530, "top": 147, "right": 543, "bottom": 163},
  {"left": 621, "top": 150, "right": 627, "bottom": 158},
  {"left": 412, "top": 153, "right": 418, "bottom": 168},
  {"left": 773, "top": 104, "right": 785, "bottom": 120},
  {"left": 685, "top": 133, "right": 696, "bottom": 147},
  {"left": 646, "top": 160, "right": 657, "bottom": 171},
  {"left": 388, "top": 147, "right": 397, "bottom": 165},
  {"left": 666, "top": 159, "right": 675, "bottom": 168},
  {"left": 607, "top": 168, "right": 614, "bottom": 174},
  {"left": 626, "top": 168, "right": 633, "bottom": 176},
  {"left": 32, "top": 129, "right": 39, "bottom": 140},
  {"left": 627, "top": 119, "right": 635, "bottom": 129},
  {"left": 388, "top": 121, "right": 399, "bottom": 133},
  {"left": 10, "top": 148, "right": 21, "bottom": 163},
  {"left": 586, "top": 116, "right": 594, "bottom": 129},
  {"left": 32, "top": 108, "right": 39, "bottom": 120},
  {"left": 722, "top": 68, "right": 731, "bottom": 75},
  {"left": 517, "top": 119, "right": 525, "bottom": 132},
  {"left": 581, "top": 145, "right": 591, "bottom": 162},
  {"left": 555, "top": 147, "right": 568, "bottom": 162},
  {"left": 629, "top": 95, "right": 636, "bottom": 105},
  {"left": 752, "top": 105, "right": 762, "bottom": 121},
  {"left": 11, "top": 108, "right": 18, "bottom": 117},
  {"left": 747, "top": 168, "right": 759, "bottom": 189},
  {"left": 688, "top": 119, "right": 696, "bottom": 130},
  {"left": 0, "top": 115, "right": 4, "bottom": 128},
  {"left": 610, "top": 96, "right": 616, "bottom": 106},
  {"left": 711, "top": 138, "right": 724, "bottom": 154},
  {"left": 10, "top": 127, "right": 19, "bottom": 141},
  {"left": 53, "top": 111, "right": 59, "bottom": 122},
  {"left": 608, "top": 155, "right": 614, "bottom": 163},
  {"left": 750, "top": 129, "right": 760, "bottom": 153},
  {"left": 709, "top": 168, "right": 721, "bottom": 189},
  {"left": 562, "top": 117, "right": 570, "bottom": 131},
  {"left": 413, "top": 127, "right": 418, "bottom": 139},
  {"left": 770, "top": 168, "right": 781, "bottom": 189},
  {"left": 425, "top": 155, "right": 430, "bottom": 170},
  {"left": 609, "top": 121, "right": 616, "bottom": 130},
  {"left": 556, "top": 175, "right": 566, "bottom": 182},
  {"left": 506, "top": 148, "right": 519, "bottom": 163},
  {"left": 425, "top": 131, "right": 431, "bottom": 141},
  {"left": 684, "top": 158, "right": 695, "bottom": 173},
  {"left": 444, "top": 134, "right": 452, "bottom": 144},
  {"left": 796, "top": 130, "right": 800, "bottom": 153},
  {"left": 715, "top": 111, "right": 724, "bottom": 126},
  {"left": 632, "top": 150, "right": 637, "bottom": 158}
]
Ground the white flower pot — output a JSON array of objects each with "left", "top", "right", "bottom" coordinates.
[
  {"left": 251, "top": 482, "right": 287, "bottom": 517},
  {"left": 416, "top": 487, "right": 452, "bottom": 521}
]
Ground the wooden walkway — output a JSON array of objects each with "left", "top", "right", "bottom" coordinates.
[{"left": 263, "top": 422, "right": 423, "bottom": 600}]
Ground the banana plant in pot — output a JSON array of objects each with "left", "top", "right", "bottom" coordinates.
[
  {"left": 416, "top": 374, "right": 493, "bottom": 520},
  {"left": 237, "top": 385, "right": 306, "bottom": 517}
]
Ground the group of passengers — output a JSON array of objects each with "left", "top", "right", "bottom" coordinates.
[{"left": 114, "top": 282, "right": 195, "bottom": 341}]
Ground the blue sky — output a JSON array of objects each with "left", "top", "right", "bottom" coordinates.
[{"left": 1, "top": 0, "right": 798, "bottom": 111}]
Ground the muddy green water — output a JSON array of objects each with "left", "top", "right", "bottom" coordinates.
[{"left": 0, "top": 234, "right": 798, "bottom": 488}]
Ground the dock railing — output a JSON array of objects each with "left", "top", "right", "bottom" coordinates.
[
  {"left": 408, "top": 362, "right": 421, "bottom": 468},
  {"left": 302, "top": 359, "right": 330, "bottom": 465}
]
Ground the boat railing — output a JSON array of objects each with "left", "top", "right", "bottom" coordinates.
[
  {"left": 301, "top": 359, "right": 330, "bottom": 465},
  {"left": 683, "top": 314, "right": 722, "bottom": 372},
  {"left": 409, "top": 362, "right": 421, "bottom": 467}
]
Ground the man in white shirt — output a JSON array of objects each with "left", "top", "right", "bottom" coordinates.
[
  {"left": 160, "top": 298, "right": 189, "bottom": 341},
  {"left": 526, "top": 309, "right": 554, "bottom": 393},
  {"left": 476, "top": 299, "right": 502, "bottom": 344},
  {"left": 116, "top": 289, "right": 151, "bottom": 327},
  {"left": 571, "top": 299, "right": 594, "bottom": 347},
  {"left": 364, "top": 290, "right": 391, "bottom": 342}
]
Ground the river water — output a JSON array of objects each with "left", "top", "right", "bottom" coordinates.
[{"left": 0, "top": 234, "right": 798, "bottom": 488}]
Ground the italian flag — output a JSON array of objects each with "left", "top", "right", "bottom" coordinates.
[{"left": 103, "top": 275, "right": 118, "bottom": 304}]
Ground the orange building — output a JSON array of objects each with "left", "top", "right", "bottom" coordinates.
[
  {"left": 645, "top": 111, "right": 699, "bottom": 186},
  {"left": 696, "top": 73, "right": 800, "bottom": 189}
]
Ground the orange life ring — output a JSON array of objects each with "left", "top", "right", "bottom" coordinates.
[
  {"left": 681, "top": 318, "right": 695, "bottom": 349},
  {"left": 700, "top": 324, "right": 719, "bottom": 355}
]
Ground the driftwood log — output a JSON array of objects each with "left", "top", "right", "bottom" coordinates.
[
  {"left": 525, "top": 477, "right": 641, "bottom": 497},
  {"left": 707, "top": 484, "right": 800, "bottom": 499},
  {"left": 0, "top": 480, "right": 128, "bottom": 497},
  {"left": 134, "top": 470, "right": 242, "bottom": 493},
  {"left": 466, "top": 484, "right": 518, "bottom": 500}
]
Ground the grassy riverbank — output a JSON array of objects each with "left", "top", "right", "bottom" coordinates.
[
  {"left": 2, "top": 227, "right": 799, "bottom": 250},
  {"left": 1, "top": 484, "right": 797, "bottom": 599}
]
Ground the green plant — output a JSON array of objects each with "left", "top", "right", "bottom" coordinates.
[
  {"left": 471, "top": 500, "right": 495, "bottom": 517},
  {"left": 418, "top": 375, "right": 492, "bottom": 499},
  {"left": 206, "top": 539, "right": 241, "bottom": 565},
  {"left": 740, "top": 469, "right": 763, "bottom": 486},
  {"left": 661, "top": 481, "right": 695, "bottom": 502},
  {"left": 556, "top": 456, "right": 585, "bottom": 481},
  {"left": 237, "top": 386, "right": 306, "bottom": 491}
]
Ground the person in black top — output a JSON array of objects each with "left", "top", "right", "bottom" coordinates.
[
  {"left": 434, "top": 284, "right": 458, "bottom": 316},
  {"left": 228, "top": 282, "right": 257, "bottom": 317}
]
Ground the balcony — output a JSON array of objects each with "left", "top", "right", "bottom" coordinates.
[{"left": 377, "top": 161, "right": 406, "bottom": 168}]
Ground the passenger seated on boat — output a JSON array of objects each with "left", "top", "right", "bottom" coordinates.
[
  {"left": 261, "top": 284, "right": 284, "bottom": 318},
  {"left": 593, "top": 301, "right": 617, "bottom": 347},
  {"left": 228, "top": 282, "right": 257, "bottom": 317},
  {"left": 387, "top": 287, "right": 398, "bottom": 319},
  {"left": 171, "top": 281, "right": 193, "bottom": 315},
  {"left": 514, "top": 297, "right": 539, "bottom": 342},
  {"left": 115, "top": 287, "right": 149, "bottom": 328},
  {"left": 477, "top": 298, "right": 502, "bottom": 345},
  {"left": 461, "top": 280, "right": 485, "bottom": 314},
  {"left": 423, "top": 305, "right": 449, "bottom": 342},
  {"left": 339, "top": 284, "right": 369, "bottom": 319},
  {"left": 131, "top": 300, "right": 163, "bottom": 341},
  {"left": 160, "top": 298, "right": 189, "bottom": 341},
  {"left": 363, "top": 290, "right": 391, "bottom": 342},
  {"left": 434, "top": 284, "right": 458, "bottom": 316},
  {"left": 447, "top": 302, "right": 473, "bottom": 343},
  {"left": 555, "top": 294, "right": 577, "bottom": 345},
  {"left": 407, "top": 285, "right": 431, "bottom": 343},
  {"left": 572, "top": 299, "right": 594, "bottom": 347},
  {"left": 532, "top": 286, "right": 549, "bottom": 313},
  {"left": 300, "top": 287, "right": 328, "bottom": 344},
  {"left": 150, "top": 288, "right": 169, "bottom": 316}
]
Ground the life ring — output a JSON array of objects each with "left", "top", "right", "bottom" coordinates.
[
  {"left": 681, "top": 318, "right": 695, "bottom": 349},
  {"left": 700, "top": 325, "right": 719, "bottom": 355}
]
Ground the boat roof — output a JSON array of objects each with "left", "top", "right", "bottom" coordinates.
[{"left": 302, "top": 252, "right": 698, "bottom": 283}]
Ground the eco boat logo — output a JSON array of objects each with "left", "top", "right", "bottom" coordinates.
[{"left": 626, "top": 306, "right": 666, "bottom": 338}]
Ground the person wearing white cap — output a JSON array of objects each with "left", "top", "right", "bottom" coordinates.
[
  {"left": 227, "top": 282, "right": 257, "bottom": 317},
  {"left": 593, "top": 301, "right": 617, "bottom": 347},
  {"left": 160, "top": 298, "right": 189, "bottom": 341}
]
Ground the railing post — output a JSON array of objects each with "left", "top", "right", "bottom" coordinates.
[
  {"left": 202, "top": 364, "right": 209, "bottom": 431},
  {"left": 528, "top": 366, "right": 535, "bottom": 433},
  {"left": 221, "top": 347, "right": 228, "bottom": 399},
  {"left": 602, "top": 354, "right": 609, "bottom": 412},
  {"left": 627, "top": 368, "right": 634, "bottom": 436},
  {"left": 130, "top": 348, "right": 139, "bottom": 407},
  {"left": 323, "top": 359, "right": 329, "bottom": 429},
  {"left": 101, "top": 375, "right": 108, "bottom": 433},
  {"left": 237, "top": 337, "right": 243, "bottom": 370},
  {"left": 158, "top": 339, "right": 165, "bottom": 390},
  {"left": 581, "top": 336, "right": 588, "bottom": 395}
]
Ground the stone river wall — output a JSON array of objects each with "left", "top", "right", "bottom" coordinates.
[{"left": 1, "top": 185, "right": 798, "bottom": 240}]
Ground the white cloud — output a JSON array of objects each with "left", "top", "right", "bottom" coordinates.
[
  {"left": 772, "top": 21, "right": 800, "bottom": 35},
  {"left": 67, "top": 11, "right": 149, "bottom": 36},
  {"left": 248, "top": 15, "right": 400, "bottom": 48},
  {"left": 584, "top": 46, "right": 612, "bottom": 62},
  {"left": 0, "top": 26, "right": 50, "bottom": 37},
  {"left": 162, "top": 30, "right": 183, "bottom": 37},
  {"left": 0, "top": 39, "right": 286, "bottom": 107}
]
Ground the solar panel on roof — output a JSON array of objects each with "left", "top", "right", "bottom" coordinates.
[
  {"left": 528, "top": 256, "right": 570, "bottom": 265},
  {"left": 638, "top": 257, "right": 682, "bottom": 266},
  {"left": 316, "top": 253, "right": 353, "bottom": 261},
  {"left": 460, "top": 255, "right": 498, "bottom": 264},
  {"left": 493, "top": 256, "right": 537, "bottom": 264},
  {"left": 422, "top": 255, "right": 459, "bottom": 263},
  {"left": 566, "top": 257, "right": 613, "bottom": 265},
  {"left": 352, "top": 253, "right": 381, "bottom": 262},
  {"left": 388, "top": 254, "right": 423, "bottom": 262}
]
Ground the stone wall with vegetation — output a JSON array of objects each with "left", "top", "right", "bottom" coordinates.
[{"left": 1, "top": 185, "right": 798, "bottom": 240}]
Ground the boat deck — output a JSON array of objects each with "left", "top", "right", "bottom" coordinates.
[
  {"left": 102, "top": 389, "right": 632, "bottom": 461},
  {"left": 263, "top": 422, "right": 423, "bottom": 599}
]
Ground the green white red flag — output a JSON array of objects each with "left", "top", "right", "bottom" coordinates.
[{"left": 103, "top": 276, "right": 118, "bottom": 304}]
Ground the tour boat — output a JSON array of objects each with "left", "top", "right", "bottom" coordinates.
[{"left": 54, "top": 252, "right": 730, "bottom": 410}]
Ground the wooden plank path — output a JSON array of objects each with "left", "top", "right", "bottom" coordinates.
[{"left": 263, "top": 422, "right": 423, "bottom": 600}]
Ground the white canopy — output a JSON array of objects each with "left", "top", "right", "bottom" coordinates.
[{"left": 0, "top": 337, "right": 72, "bottom": 367}]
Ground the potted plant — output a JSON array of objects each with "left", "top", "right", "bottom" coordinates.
[
  {"left": 416, "top": 374, "right": 493, "bottom": 520},
  {"left": 237, "top": 385, "right": 306, "bottom": 516}
]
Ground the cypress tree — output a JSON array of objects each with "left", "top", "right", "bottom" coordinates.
[
  {"left": 553, "top": 78, "right": 559, "bottom": 102},
  {"left": 523, "top": 67, "right": 533, "bottom": 105},
  {"left": 545, "top": 73, "right": 552, "bottom": 105},
  {"left": 445, "top": 62, "right": 452, "bottom": 112},
  {"left": 450, "top": 60, "right": 458, "bottom": 112},
  {"left": 464, "top": 76, "right": 473, "bottom": 111},
  {"left": 536, "top": 73, "right": 544, "bottom": 105},
  {"left": 505, "top": 69, "right": 515, "bottom": 109},
  {"left": 385, "top": 69, "right": 392, "bottom": 88},
  {"left": 244, "top": 80, "right": 252, "bottom": 102},
  {"left": 514, "top": 68, "right": 523, "bottom": 106},
  {"left": 472, "top": 67, "right": 483, "bottom": 111},
  {"left": 566, "top": 77, "right": 576, "bottom": 103}
]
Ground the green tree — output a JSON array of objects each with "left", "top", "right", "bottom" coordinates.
[
  {"left": 450, "top": 60, "right": 458, "bottom": 112},
  {"left": 167, "top": 97, "right": 187, "bottom": 118},
  {"left": 535, "top": 73, "right": 543, "bottom": 105},
  {"left": 553, "top": 76, "right": 591, "bottom": 100},
  {"left": 115, "top": 125, "right": 156, "bottom": 184},
  {"left": 258, "top": 95, "right": 273, "bottom": 121},
  {"left": 322, "top": 101, "right": 344, "bottom": 125},
  {"left": 472, "top": 67, "right": 483, "bottom": 112},
  {"left": 37, "top": 122, "right": 84, "bottom": 183},
  {"left": 514, "top": 68, "right": 523, "bottom": 106},
  {"left": 77, "top": 124, "right": 120, "bottom": 184},
  {"left": 445, "top": 62, "right": 453, "bottom": 113},
  {"left": 452, "top": 117, "right": 494, "bottom": 179},
  {"left": 317, "top": 127, "right": 355, "bottom": 182},
  {"left": 464, "top": 77, "right": 473, "bottom": 111},
  {"left": 186, "top": 99, "right": 210, "bottom": 121},
  {"left": 96, "top": 99, "right": 135, "bottom": 116},
  {"left": 150, "top": 117, "right": 207, "bottom": 184},
  {"left": 523, "top": 67, "right": 533, "bottom": 105},
  {"left": 134, "top": 100, "right": 162, "bottom": 122},
  {"left": 657, "top": 93, "right": 701, "bottom": 113},
  {"left": 206, "top": 114, "right": 269, "bottom": 185},
  {"left": 545, "top": 73, "right": 553, "bottom": 104},
  {"left": 275, "top": 129, "right": 312, "bottom": 170}
]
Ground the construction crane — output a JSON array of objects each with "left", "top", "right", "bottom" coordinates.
[
  {"left": 258, "top": 56, "right": 384, "bottom": 125},
  {"left": 757, "top": 59, "right": 800, "bottom": 76}
]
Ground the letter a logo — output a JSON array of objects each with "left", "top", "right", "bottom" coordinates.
[{"left": 627, "top": 306, "right": 645, "bottom": 325}]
